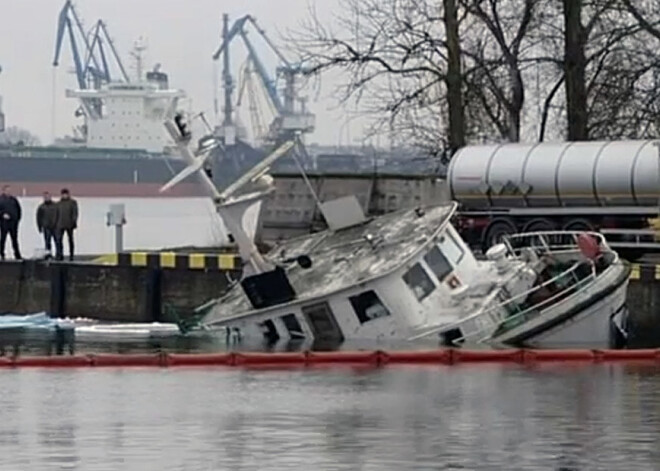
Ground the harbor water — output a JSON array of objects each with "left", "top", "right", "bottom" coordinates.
[
  {"left": 12, "top": 197, "right": 247, "bottom": 256},
  {"left": 1, "top": 364, "right": 659, "bottom": 469}
]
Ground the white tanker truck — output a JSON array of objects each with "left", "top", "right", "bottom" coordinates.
[{"left": 448, "top": 140, "right": 660, "bottom": 259}]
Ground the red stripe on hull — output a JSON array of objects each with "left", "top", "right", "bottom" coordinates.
[{"left": 2, "top": 182, "right": 207, "bottom": 198}]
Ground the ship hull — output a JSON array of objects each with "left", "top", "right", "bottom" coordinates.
[
  {"left": 0, "top": 150, "right": 205, "bottom": 197},
  {"left": 3, "top": 181, "right": 205, "bottom": 198},
  {"left": 0, "top": 140, "right": 268, "bottom": 197}
]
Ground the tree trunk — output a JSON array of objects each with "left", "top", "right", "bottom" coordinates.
[
  {"left": 563, "top": 0, "right": 588, "bottom": 140},
  {"left": 443, "top": 0, "right": 465, "bottom": 154},
  {"left": 509, "top": 68, "right": 524, "bottom": 142}
]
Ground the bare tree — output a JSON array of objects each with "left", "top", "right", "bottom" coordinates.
[
  {"left": 460, "top": 0, "right": 541, "bottom": 142},
  {"left": 621, "top": 0, "right": 660, "bottom": 40},
  {"left": 444, "top": 0, "right": 465, "bottom": 152},
  {"left": 0, "top": 126, "right": 40, "bottom": 146},
  {"left": 562, "top": 0, "right": 589, "bottom": 140},
  {"left": 294, "top": 0, "right": 660, "bottom": 151},
  {"left": 534, "top": 0, "right": 660, "bottom": 141},
  {"left": 618, "top": 0, "right": 660, "bottom": 136},
  {"left": 293, "top": 0, "right": 466, "bottom": 156}
]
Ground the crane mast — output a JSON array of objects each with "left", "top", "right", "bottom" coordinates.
[
  {"left": 212, "top": 13, "right": 315, "bottom": 147},
  {"left": 53, "top": 0, "right": 128, "bottom": 89}
]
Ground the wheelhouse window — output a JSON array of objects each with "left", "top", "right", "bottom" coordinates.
[
  {"left": 301, "top": 302, "right": 345, "bottom": 342},
  {"left": 438, "top": 231, "right": 465, "bottom": 266},
  {"left": 349, "top": 290, "right": 391, "bottom": 324},
  {"left": 403, "top": 263, "right": 435, "bottom": 301},
  {"left": 424, "top": 246, "right": 452, "bottom": 282},
  {"left": 259, "top": 319, "right": 280, "bottom": 344},
  {"left": 280, "top": 313, "right": 305, "bottom": 338}
]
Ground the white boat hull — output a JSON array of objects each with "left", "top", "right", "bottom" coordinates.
[
  {"left": 516, "top": 280, "right": 628, "bottom": 349},
  {"left": 490, "top": 263, "right": 630, "bottom": 349}
]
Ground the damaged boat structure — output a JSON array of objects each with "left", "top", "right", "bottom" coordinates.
[{"left": 162, "top": 114, "right": 631, "bottom": 350}]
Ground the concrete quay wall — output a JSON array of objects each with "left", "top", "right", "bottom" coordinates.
[
  {"left": 0, "top": 259, "right": 658, "bottom": 349},
  {"left": 0, "top": 260, "right": 239, "bottom": 322}
]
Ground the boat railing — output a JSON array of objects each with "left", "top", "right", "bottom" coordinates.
[
  {"left": 410, "top": 258, "right": 597, "bottom": 343},
  {"left": 452, "top": 260, "right": 597, "bottom": 345},
  {"left": 502, "top": 231, "right": 612, "bottom": 259}
]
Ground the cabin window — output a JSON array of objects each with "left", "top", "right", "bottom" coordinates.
[
  {"left": 301, "top": 302, "right": 344, "bottom": 342},
  {"left": 280, "top": 314, "right": 305, "bottom": 338},
  {"left": 403, "top": 263, "right": 435, "bottom": 301},
  {"left": 438, "top": 231, "right": 464, "bottom": 266},
  {"left": 424, "top": 246, "right": 452, "bottom": 282},
  {"left": 349, "top": 290, "right": 391, "bottom": 324},
  {"left": 259, "top": 319, "right": 280, "bottom": 344}
]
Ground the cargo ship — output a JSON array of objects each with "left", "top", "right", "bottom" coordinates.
[
  {"left": 0, "top": 72, "right": 428, "bottom": 198},
  {"left": 0, "top": 56, "right": 214, "bottom": 198},
  {"left": 0, "top": 1, "right": 435, "bottom": 199}
]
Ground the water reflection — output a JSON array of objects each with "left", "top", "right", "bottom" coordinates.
[{"left": 0, "top": 365, "right": 658, "bottom": 469}]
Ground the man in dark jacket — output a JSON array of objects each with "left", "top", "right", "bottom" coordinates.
[
  {"left": 0, "top": 185, "right": 22, "bottom": 260},
  {"left": 55, "top": 188, "right": 78, "bottom": 261},
  {"left": 36, "top": 191, "right": 59, "bottom": 257}
]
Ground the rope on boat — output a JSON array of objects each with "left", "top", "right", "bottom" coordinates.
[{"left": 2, "top": 348, "right": 660, "bottom": 368}]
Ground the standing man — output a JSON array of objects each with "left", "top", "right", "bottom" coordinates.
[
  {"left": 0, "top": 185, "right": 22, "bottom": 261},
  {"left": 55, "top": 188, "right": 78, "bottom": 261},
  {"left": 36, "top": 191, "right": 59, "bottom": 257}
]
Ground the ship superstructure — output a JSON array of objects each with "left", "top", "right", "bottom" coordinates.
[
  {"left": 67, "top": 63, "right": 185, "bottom": 152},
  {"left": 53, "top": 2, "right": 185, "bottom": 153}
]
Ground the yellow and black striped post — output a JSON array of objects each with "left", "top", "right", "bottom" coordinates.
[
  {"left": 93, "top": 252, "right": 242, "bottom": 271},
  {"left": 629, "top": 263, "right": 660, "bottom": 282}
]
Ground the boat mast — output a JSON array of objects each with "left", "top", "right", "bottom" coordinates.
[{"left": 162, "top": 115, "right": 289, "bottom": 275}]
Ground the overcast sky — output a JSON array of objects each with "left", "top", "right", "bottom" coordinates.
[{"left": 0, "top": 0, "right": 368, "bottom": 146}]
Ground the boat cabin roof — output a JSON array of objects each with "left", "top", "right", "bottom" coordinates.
[{"left": 203, "top": 203, "right": 456, "bottom": 323}]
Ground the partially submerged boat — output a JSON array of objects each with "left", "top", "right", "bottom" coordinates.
[
  {"left": 195, "top": 203, "right": 629, "bottom": 349},
  {"left": 161, "top": 114, "right": 631, "bottom": 349}
]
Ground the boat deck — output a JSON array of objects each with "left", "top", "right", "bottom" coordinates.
[{"left": 203, "top": 204, "right": 455, "bottom": 322}]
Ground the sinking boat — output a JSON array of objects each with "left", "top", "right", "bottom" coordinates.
[
  {"left": 161, "top": 114, "right": 631, "bottom": 350},
  {"left": 197, "top": 204, "right": 629, "bottom": 349}
]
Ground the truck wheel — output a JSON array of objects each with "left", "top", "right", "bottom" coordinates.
[
  {"left": 619, "top": 250, "right": 644, "bottom": 262},
  {"left": 522, "top": 218, "right": 556, "bottom": 233},
  {"left": 482, "top": 218, "right": 517, "bottom": 252},
  {"left": 562, "top": 219, "right": 594, "bottom": 233}
]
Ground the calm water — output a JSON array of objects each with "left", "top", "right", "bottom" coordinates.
[
  {"left": 1, "top": 364, "right": 660, "bottom": 470},
  {"left": 12, "top": 197, "right": 261, "bottom": 257}
]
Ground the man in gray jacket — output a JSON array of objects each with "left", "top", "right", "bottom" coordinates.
[
  {"left": 36, "top": 191, "right": 59, "bottom": 257},
  {"left": 55, "top": 188, "right": 78, "bottom": 261}
]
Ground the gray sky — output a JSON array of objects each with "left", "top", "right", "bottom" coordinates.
[{"left": 0, "top": 0, "right": 366, "bottom": 146}]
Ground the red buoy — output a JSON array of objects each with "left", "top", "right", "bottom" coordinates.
[{"left": 577, "top": 233, "right": 600, "bottom": 260}]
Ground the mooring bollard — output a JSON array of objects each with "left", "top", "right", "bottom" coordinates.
[{"left": 106, "top": 204, "right": 127, "bottom": 253}]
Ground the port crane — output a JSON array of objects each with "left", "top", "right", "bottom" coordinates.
[
  {"left": 52, "top": 0, "right": 129, "bottom": 119},
  {"left": 212, "top": 14, "right": 315, "bottom": 146},
  {"left": 53, "top": 0, "right": 129, "bottom": 89}
]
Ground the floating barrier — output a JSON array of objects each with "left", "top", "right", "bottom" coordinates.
[
  {"left": 90, "top": 353, "right": 165, "bottom": 367},
  {"left": 166, "top": 353, "right": 234, "bottom": 367},
  {"left": 12, "top": 355, "right": 91, "bottom": 368},
  {"left": 383, "top": 349, "right": 453, "bottom": 364},
  {"left": 0, "top": 349, "right": 660, "bottom": 369}
]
